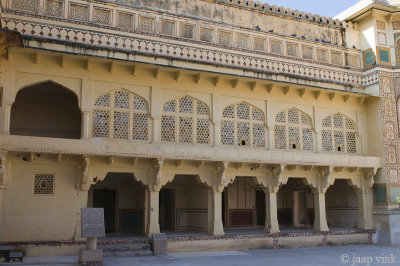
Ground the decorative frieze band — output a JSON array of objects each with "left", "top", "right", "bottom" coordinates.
[{"left": 2, "top": 18, "right": 377, "bottom": 87}]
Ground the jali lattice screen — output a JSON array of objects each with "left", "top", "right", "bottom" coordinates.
[
  {"left": 321, "top": 113, "right": 357, "bottom": 153},
  {"left": 92, "top": 90, "right": 150, "bottom": 141},
  {"left": 274, "top": 108, "right": 313, "bottom": 151},
  {"left": 221, "top": 102, "right": 265, "bottom": 148},
  {"left": 161, "top": 96, "right": 211, "bottom": 145}
]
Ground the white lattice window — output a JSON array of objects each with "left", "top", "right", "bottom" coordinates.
[
  {"left": 254, "top": 38, "right": 265, "bottom": 51},
  {"left": 161, "top": 96, "right": 211, "bottom": 145},
  {"left": 180, "top": 24, "right": 194, "bottom": 39},
  {"left": 45, "top": 0, "right": 63, "bottom": 17},
  {"left": 200, "top": 27, "right": 213, "bottom": 42},
  {"left": 34, "top": 174, "right": 54, "bottom": 195},
  {"left": 140, "top": 16, "right": 154, "bottom": 32},
  {"left": 93, "top": 8, "right": 111, "bottom": 25},
  {"left": 221, "top": 103, "right": 265, "bottom": 148},
  {"left": 70, "top": 3, "right": 88, "bottom": 21},
  {"left": 117, "top": 12, "right": 134, "bottom": 29},
  {"left": 346, "top": 54, "right": 360, "bottom": 68},
  {"left": 331, "top": 51, "right": 342, "bottom": 65},
  {"left": 287, "top": 43, "right": 298, "bottom": 57},
  {"left": 219, "top": 31, "right": 232, "bottom": 46},
  {"left": 321, "top": 113, "right": 357, "bottom": 153},
  {"left": 92, "top": 90, "right": 150, "bottom": 141},
  {"left": 317, "top": 49, "right": 328, "bottom": 62},
  {"left": 274, "top": 108, "right": 313, "bottom": 151},
  {"left": 271, "top": 40, "right": 282, "bottom": 55},
  {"left": 237, "top": 34, "right": 249, "bottom": 49},
  {"left": 11, "top": 0, "right": 37, "bottom": 13},
  {"left": 161, "top": 20, "right": 175, "bottom": 36},
  {"left": 303, "top": 46, "right": 314, "bottom": 60}
]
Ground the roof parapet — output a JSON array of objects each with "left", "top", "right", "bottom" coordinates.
[{"left": 213, "top": 0, "right": 343, "bottom": 28}]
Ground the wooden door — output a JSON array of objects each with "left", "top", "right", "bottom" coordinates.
[
  {"left": 256, "top": 190, "right": 266, "bottom": 226},
  {"left": 93, "top": 189, "right": 116, "bottom": 233}
]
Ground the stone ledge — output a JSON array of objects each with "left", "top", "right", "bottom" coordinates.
[
  {"left": 0, "top": 135, "right": 382, "bottom": 168},
  {"left": 167, "top": 229, "right": 375, "bottom": 242},
  {"left": 373, "top": 210, "right": 400, "bottom": 215}
]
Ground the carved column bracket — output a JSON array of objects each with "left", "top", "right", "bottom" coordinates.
[
  {"left": 271, "top": 164, "right": 286, "bottom": 189},
  {"left": 215, "top": 161, "right": 230, "bottom": 192},
  {"left": 0, "top": 152, "right": 10, "bottom": 189},
  {"left": 79, "top": 156, "right": 91, "bottom": 191},
  {"left": 364, "top": 167, "right": 378, "bottom": 189},
  {"left": 317, "top": 166, "right": 334, "bottom": 193},
  {"left": 151, "top": 159, "right": 164, "bottom": 192}
]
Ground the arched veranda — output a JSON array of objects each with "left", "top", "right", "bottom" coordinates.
[
  {"left": 10, "top": 81, "right": 82, "bottom": 139},
  {"left": 326, "top": 179, "right": 358, "bottom": 229},
  {"left": 159, "top": 175, "right": 209, "bottom": 236},
  {"left": 88, "top": 173, "right": 147, "bottom": 236}
]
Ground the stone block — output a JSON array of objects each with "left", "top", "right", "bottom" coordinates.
[
  {"left": 79, "top": 249, "right": 103, "bottom": 264},
  {"left": 152, "top": 233, "right": 167, "bottom": 255},
  {"left": 81, "top": 208, "right": 105, "bottom": 238}
]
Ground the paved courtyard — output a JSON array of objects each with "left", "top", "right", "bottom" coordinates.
[{"left": 4, "top": 244, "right": 400, "bottom": 266}]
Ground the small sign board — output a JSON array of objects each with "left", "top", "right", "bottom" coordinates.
[{"left": 81, "top": 208, "right": 105, "bottom": 238}]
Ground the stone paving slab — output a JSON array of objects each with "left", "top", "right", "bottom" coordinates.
[{"left": 1, "top": 244, "right": 399, "bottom": 266}]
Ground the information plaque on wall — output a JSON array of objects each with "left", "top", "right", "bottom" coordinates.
[{"left": 81, "top": 208, "right": 105, "bottom": 238}]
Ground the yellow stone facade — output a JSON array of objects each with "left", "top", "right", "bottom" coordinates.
[{"left": 0, "top": 0, "right": 399, "bottom": 254}]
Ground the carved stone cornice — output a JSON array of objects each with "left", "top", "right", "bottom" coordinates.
[{"left": 0, "top": 29, "right": 23, "bottom": 59}]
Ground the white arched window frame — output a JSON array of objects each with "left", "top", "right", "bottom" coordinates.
[
  {"left": 221, "top": 102, "right": 265, "bottom": 148},
  {"left": 274, "top": 108, "right": 314, "bottom": 151},
  {"left": 321, "top": 113, "right": 357, "bottom": 154},
  {"left": 161, "top": 96, "right": 212, "bottom": 145},
  {"left": 92, "top": 89, "right": 150, "bottom": 141}
]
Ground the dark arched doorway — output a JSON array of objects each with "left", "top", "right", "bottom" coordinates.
[{"left": 10, "top": 81, "right": 81, "bottom": 139}]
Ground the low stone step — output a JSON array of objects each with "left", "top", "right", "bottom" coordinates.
[
  {"left": 103, "top": 249, "right": 153, "bottom": 258},
  {"left": 100, "top": 242, "right": 151, "bottom": 252}
]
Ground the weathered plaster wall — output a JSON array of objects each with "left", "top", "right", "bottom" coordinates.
[
  {"left": 4, "top": 155, "right": 85, "bottom": 242},
  {"left": 118, "top": 0, "right": 343, "bottom": 44}
]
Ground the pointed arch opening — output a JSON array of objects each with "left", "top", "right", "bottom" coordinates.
[
  {"left": 159, "top": 174, "right": 209, "bottom": 234},
  {"left": 88, "top": 172, "right": 146, "bottom": 235},
  {"left": 321, "top": 113, "right": 357, "bottom": 154},
  {"left": 221, "top": 102, "right": 265, "bottom": 148},
  {"left": 10, "top": 81, "right": 82, "bottom": 139},
  {"left": 274, "top": 108, "right": 313, "bottom": 151},
  {"left": 92, "top": 89, "right": 150, "bottom": 141},
  {"left": 161, "top": 95, "right": 212, "bottom": 145},
  {"left": 325, "top": 179, "right": 358, "bottom": 229}
]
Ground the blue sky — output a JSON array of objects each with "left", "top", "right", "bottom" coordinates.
[{"left": 263, "top": 0, "right": 359, "bottom": 18}]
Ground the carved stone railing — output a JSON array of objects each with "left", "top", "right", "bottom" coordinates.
[{"left": 2, "top": 0, "right": 362, "bottom": 69}]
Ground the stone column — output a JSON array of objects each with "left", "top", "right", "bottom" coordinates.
[
  {"left": 3, "top": 104, "right": 12, "bottom": 135},
  {"left": 313, "top": 189, "right": 329, "bottom": 232},
  {"left": 208, "top": 187, "right": 224, "bottom": 236},
  {"left": 0, "top": 152, "right": 7, "bottom": 239},
  {"left": 0, "top": 189, "right": 5, "bottom": 239},
  {"left": 264, "top": 187, "right": 280, "bottom": 233},
  {"left": 357, "top": 188, "right": 373, "bottom": 229},
  {"left": 146, "top": 189, "right": 160, "bottom": 237},
  {"left": 81, "top": 111, "right": 91, "bottom": 139},
  {"left": 151, "top": 117, "right": 161, "bottom": 143}
]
